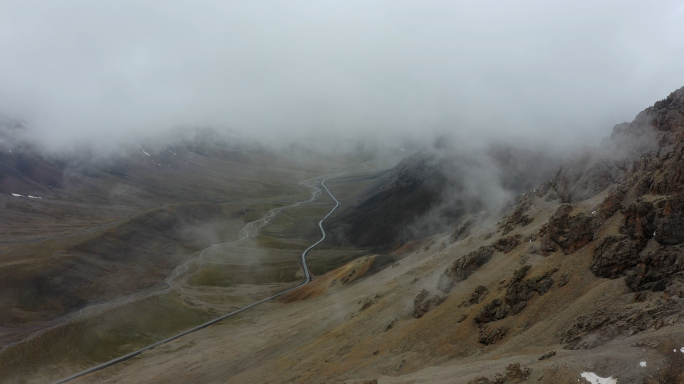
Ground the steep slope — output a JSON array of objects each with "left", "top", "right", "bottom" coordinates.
[
  {"left": 62, "top": 86, "right": 684, "bottom": 384},
  {"left": 327, "top": 141, "right": 561, "bottom": 248}
]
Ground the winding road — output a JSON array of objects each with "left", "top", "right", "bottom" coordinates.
[{"left": 50, "top": 174, "right": 344, "bottom": 384}]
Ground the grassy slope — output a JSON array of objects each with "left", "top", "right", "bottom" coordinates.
[
  {"left": 0, "top": 153, "right": 382, "bottom": 383},
  {"left": 59, "top": 188, "right": 684, "bottom": 384}
]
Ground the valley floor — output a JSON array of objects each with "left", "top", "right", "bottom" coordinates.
[{"left": 63, "top": 185, "right": 684, "bottom": 384}]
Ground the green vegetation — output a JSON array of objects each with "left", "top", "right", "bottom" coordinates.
[
  {"left": 0, "top": 293, "right": 216, "bottom": 383},
  {"left": 260, "top": 199, "right": 334, "bottom": 242},
  {"left": 0, "top": 161, "right": 382, "bottom": 383}
]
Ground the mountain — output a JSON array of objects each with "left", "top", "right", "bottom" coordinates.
[
  {"left": 327, "top": 140, "right": 562, "bottom": 248},
  {"left": 0, "top": 128, "right": 349, "bottom": 346},
  {"left": 5, "top": 87, "right": 684, "bottom": 384},
  {"left": 55, "top": 86, "right": 684, "bottom": 384}
]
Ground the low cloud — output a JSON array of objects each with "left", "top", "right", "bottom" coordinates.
[{"left": 0, "top": 1, "right": 683, "bottom": 152}]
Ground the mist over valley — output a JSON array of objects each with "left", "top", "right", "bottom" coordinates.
[{"left": 2, "top": 2, "right": 684, "bottom": 384}]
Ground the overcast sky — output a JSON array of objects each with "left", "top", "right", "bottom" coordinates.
[{"left": 1, "top": 1, "right": 683, "bottom": 151}]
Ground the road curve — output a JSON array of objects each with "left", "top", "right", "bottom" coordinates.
[{"left": 50, "top": 175, "right": 343, "bottom": 384}]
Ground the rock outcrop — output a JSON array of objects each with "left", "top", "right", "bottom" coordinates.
[
  {"left": 654, "top": 193, "right": 684, "bottom": 245},
  {"left": 552, "top": 87, "right": 684, "bottom": 205},
  {"left": 621, "top": 201, "right": 656, "bottom": 249},
  {"left": 561, "top": 299, "right": 684, "bottom": 349},
  {"left": 492, "top": 235, "right": 522, "bottom": 254},
  {"left": 541, "top": 204, "right": 597, "bottom": 254},
  {"left": 437, "top": 246, "right": 495, "bottom": 293},
  {"left": 462, "top": 285, "right": 489, "bottom": 307},
  {"left": 504, "top": 266, "right": 555, "bottom": 314},
  {"left": 591, "top": 235, "right": 640, "bottom": 279},
  {"left": 625, "top": 245, "right": 684, "bottom": 291},
  {"left": 474, "top": 298, "right": 509, "bottom": 324}
]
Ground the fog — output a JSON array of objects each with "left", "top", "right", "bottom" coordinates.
[{"left": 1, "top": 1, "right": 683, "bottom": 152}]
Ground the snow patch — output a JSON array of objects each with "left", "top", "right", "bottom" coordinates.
[
  {"left": 165, "top": 148, "right": 177, "bottom": 155},
  {"left": 11, "top": 193, "right": 22, "bottom": 197},
  {"left": 580, "top": 372, "right": 617, "bottom": 384},
  {"left": 28, "top": 195, "right": 42, "bottom": 199},
  {"left": 640, "top": 361, "right": 646, "bottom": 367}
]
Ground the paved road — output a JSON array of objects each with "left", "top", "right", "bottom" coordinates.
[{"left": 51, "top": 175, "right": 343, "bottom": 384}]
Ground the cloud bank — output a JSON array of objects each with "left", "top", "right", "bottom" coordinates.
[{"left": 1, "top": 1, "right": 683, "bottom": 151}]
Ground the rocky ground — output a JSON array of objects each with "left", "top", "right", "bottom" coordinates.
[
  {"left": 7, "top": 87, "right": 684, "bottom": 383},
  {"left": 42, "top": 86, "right": 684, "bottom": 384}
]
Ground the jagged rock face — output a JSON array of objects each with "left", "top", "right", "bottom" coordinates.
[
  {"left": 591, "top": 192, "right": 684, "bottom": 291},
  {"left": 626, "top": 245, "right": 684, "bottom": 291},
  {"left": 650, "top": 86, "right": 684, "bottom": 131},
  {"left": 552, "top": 86, "right": 684, "bottom": 204},
  {"left": 593, "top": 233, "right": 684, "bottom": 292},
  {"left": 474, "top": 298, "right": 509, "bottom": 324},
  {"left": 478, "top": 325, "right": 508, "bottom": 345},
  {"left": 561, "top": 299, "right": 684, "bottom": 350},
  {"left": 504, "top": 265, "right": 555, "bottom": 314},
  {"left": 596, "top": 189, "right": 624, "bottom": 219},
  {"left": 591, "top": 235, "right": 640, "bottom": 279},
  {"left": 542, "top": 204, "right": 596, "bottom": 254},
  {"left": 654, "top": 193, "right": 684, "bottom": 245},
  {"left": 437, "top": 246, "right": 495, "bottom": 293},
  {"left": 648, "top": 143, "right": 684, "bottom": 194},
  {"left": 621, "top": 201, "right": 656, "bottom": 249}
]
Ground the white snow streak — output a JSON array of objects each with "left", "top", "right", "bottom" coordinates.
[
  {"left": 138, "top": 145, "right": 151, "bottom": 156},
  {"left": 580, "top": 372, "right": 617, "bottom": 384}
]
